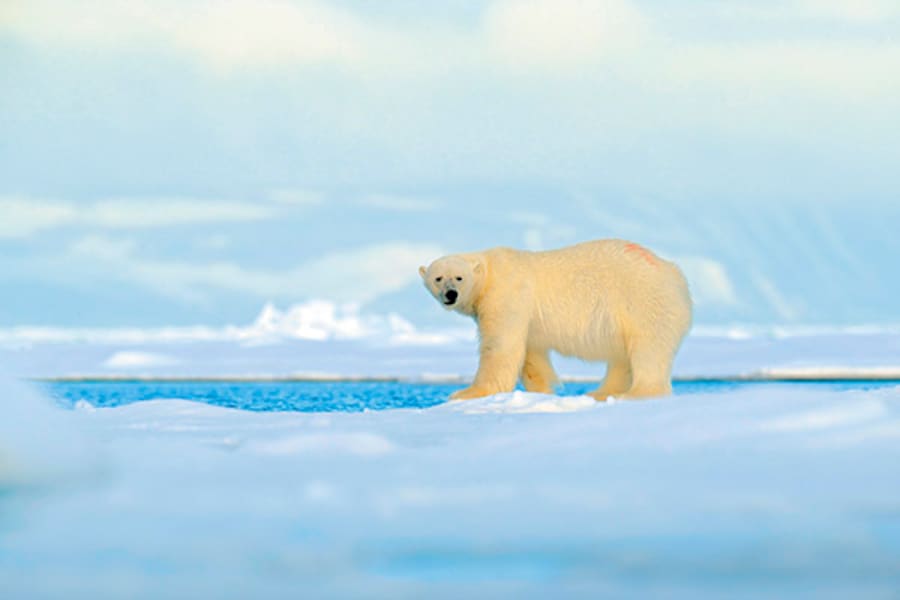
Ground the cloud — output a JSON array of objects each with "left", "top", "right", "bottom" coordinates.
[
  {"left": 662, "top": 42, "right": 900, "bottom": 99},
  {"left": 752, "top": 272, "right": 800, "bottom": 321},
  {"left": 2, "top": 0, "right": 423, "bottom": 72},
  {"left": 2, "top": 3, "right": 898, "bottom": 217},
  {"left": 0, "top": 197, "right": 276, "bottom": 238},
  {"left": 718, "top": 0, "right": 900, "bottom": 23},
  {"left": 803, "top": 0, "right": 900, "bottom": 21},
  {"left": 0, "top": 198, "right": 76, "bottom": 238},
  {"left": 103, "top": 351, "right": 178, "bottom": 369},
  {"left": 267, "top": 189, "right": 325, "bottom": 206},
  {"left": 357, "top": 194, "right": 442, "bottom": 212},
  {"left": 4, "top": 0, "right": 898, "bottom": 131},
  {"left": 194, "top": 234, "right": 231, "bottom": 251},
  {"left": 676, "top": 257, "right": 739, "bottom": 307},
  {"left": 2, "top": 0, "right": 648, "bottom": 74},
  {"left": 163, "top": 0, "right": 364, "bottom": 71},
  {"left": 293, "top": 242, "right": 445, "bottom": 304},
  {"left": 483, "top": 0, "right": 646, "bottom": 71},
  {"left": 3, "top": 0, "right": 898, "bottom": 154},
  {"left": 66, "top": 235, "right": 444, "bottom": 305},
  {"left": 87, "top": 199, "right": 275, "bottom": 227}
]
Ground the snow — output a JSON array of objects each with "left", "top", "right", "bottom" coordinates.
[
  {"left": 0, "top": 377, "right": 100, "bottom": 489},
  {"left": 446, "top": 390, "right": 600, "bottom": 414},
  {"left": 2, "top": 323, "right": 900, "bottom": 596},
  {"left": 2, "top": 299, "right": 899, "bottom": 386},
  {"left": 2, "top": 373, "right": 900, "bottom": 597}
]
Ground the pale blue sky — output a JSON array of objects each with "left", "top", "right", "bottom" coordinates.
[{"left": 1, "top": 0, "right": 898, "bottom": 328}]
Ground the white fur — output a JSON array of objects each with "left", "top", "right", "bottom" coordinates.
[{"left": 420, "top": 239, "right": 693, "bottom": 401}]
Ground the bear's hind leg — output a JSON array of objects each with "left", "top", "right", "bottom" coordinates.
[
  {"left": 619, "top": 343, "right": 674, "bottom": 400},
  {"left": 521, "top": 349, "right": 558, "bottom": 394},
  {"left": 588, "top": 360, "right": 632, "bottom": 401}
]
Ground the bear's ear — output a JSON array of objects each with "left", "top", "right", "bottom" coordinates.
[
  {"left": 418, "top": 266, "right": 426, "bottom": 278},
  {"left": 473, "top": 260, "right": 484, "bottom": 275}
]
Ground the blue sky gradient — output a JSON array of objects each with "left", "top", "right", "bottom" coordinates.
[{"left": 1, "top": 0, "right": 898, "bottom": 329}]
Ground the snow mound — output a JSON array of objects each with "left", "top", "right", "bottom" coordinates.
[
  {"left": 760, "top": 398, "right": 888, "bottom": 433},
  {"left": 442, "top": 390, "right": 600, "bottom": 414},
  {"left": 0, "top": 376, "right": 100, "bottom": 489},
  {"left": 249, "top": 432, "right": 394, "bottom": 457},
  {"left": 3, "top": 380, "right": 900, "bottom": 597}
]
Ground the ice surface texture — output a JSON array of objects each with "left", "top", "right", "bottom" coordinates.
[{"left": 2, "top": 378, "right": 900, "bottom": 598}]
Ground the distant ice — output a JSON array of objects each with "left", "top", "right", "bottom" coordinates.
[
  {"left": 250, "top": 301, "right": 375, "bottom": 341},
  {"left": 4, "top": 325, "right": 900, "bottom": 384},
  {"left": 4, "top": 301, "right": 897, "bottom": 348},
  {"left": 0, "top": 301, "right": 475, "bottom": 347},
  {"left": 758, "top": 365, "right": 900, "bottom": 379}
]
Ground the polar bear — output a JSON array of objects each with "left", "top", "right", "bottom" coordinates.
[{"left": 419, "top": 239, "right": 692, "bottom": 401}]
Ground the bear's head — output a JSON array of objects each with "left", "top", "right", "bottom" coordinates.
[{"left": 419, "top": 254, "right": 484, "bottom": 314}]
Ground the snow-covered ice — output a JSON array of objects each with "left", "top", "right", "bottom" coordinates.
[
  {"left": 2, "top": 318, "right": 900, "bottom": 597},
  {"left": 2, "top": 373, "right": 900, "bottom": 598}
]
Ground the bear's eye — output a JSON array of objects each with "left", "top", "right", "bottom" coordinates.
[
  {"left": 435, "top": 277, "right": 443, "bottom": 283},
  {"left": 455, "top": 277, "right": 463, "bottom": 282}
]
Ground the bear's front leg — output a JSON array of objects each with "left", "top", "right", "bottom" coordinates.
[
  {"left": 450, "top": 337, "right": 524, "bottom": 399},
  {"left": 451, "top": 307, "right": 529, "bottom": 400}
]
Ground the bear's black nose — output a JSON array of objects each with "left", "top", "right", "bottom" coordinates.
[{"left": 444, "top": 289, "right": 458, "bottom": 304}]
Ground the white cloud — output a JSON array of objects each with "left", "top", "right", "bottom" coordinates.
[
  {"left": 87, "top": 199, "right": 274, "bottom": 227},
  {"left": 357, "top": 194, "right": 442, "bottom": 212},
  {"left": 752, "top": 272, "right": 800, "bottom": 321},
  {"left": 163, "top": 0, "right": 363, "bottom": 71},
  {"left": 0, "top": 198, "right": 76, "bottom": 238},
  {"left": 521, "top": 225, "right": 578, "bottom": 251},
  {"left": 294, "top": 242, "right": 445, "bottom": 304},
  {"left": 70, "top": 235, "right": 136, "bottom": 260},
  {"left": 267, "top": 189, "right": 324, "bottom": 206},
  {"left": 720, "top": 0, "right": 900, "bottom": 23},
  {"left": 194, "top": 234, "right": 231, "bottom": 251},
  {"left": 675, "top": 257, "right": 739, "bottom": 307},
  {"left": 483, "top": 0, "right": 646, "bottom": 71},
  {"left": 0, "top": 197, "right": 276, "bottom": 238},
  {"left": 103, "top": 350, "right": 178, "bottom": 369},
  {"left": 3, "top": 0, "right": 899, "bottom": 203},
  {"left": 66, "top": 235, "right": 443, "bottom": 305},
  {"left": 803, "top": 0, "right": 900, "bottom": 21},
  {"left": 2, "top": 0, "right": 646, "bottom": 74},
  {"left": 4, "top": 0, "right": 898, "bottom": 101},
  {"left": 662, "top": 42, "right": 900, "bottom": 98},
  {"left": 1, "top": 0, "right": 422, "bottom": 72}
]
